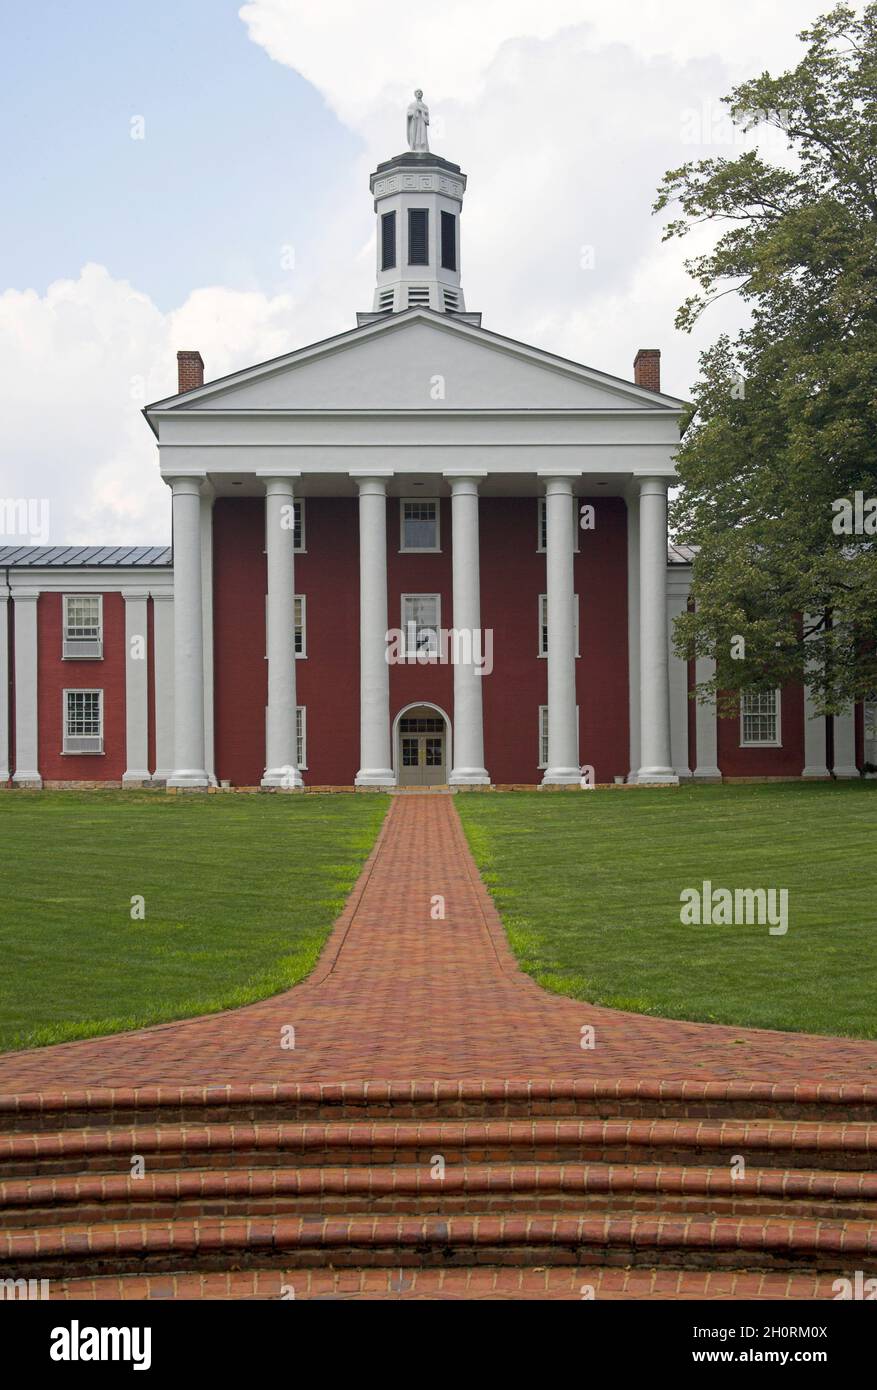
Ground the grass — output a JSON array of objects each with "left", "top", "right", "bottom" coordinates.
[
  {"left": 456, "top": 781, "right": 877, "bottom": 1040},
  {"left": 0, "top": 791, "right": 387, "bottom": 1052}
]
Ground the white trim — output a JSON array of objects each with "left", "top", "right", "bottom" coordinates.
[
  {"left": 400, "top": 592, "right": 442, "bottom": 659},
  {"left": 152, "top": 591, "right": 174, "bottom": 782},
  {"left": 399, "top": 497, "right": 441, "bottom": 552},
  {"left": 122, "top": 590, "right": 150, "bottom": 782},
  {"left": 740, "top": 688, "right": 782, "bottom": 747},
  {"left": 538, "top": 592, "right": 579, "bottom": 658},
  {"left": 12, "top": 591, "right": 41, "bottom": 785},
  {"left": 538, "top": 703, "right": 579, "bottom": 770},
  {"left": 62, "top": 592, "right": 103, "bottom": 660},
  {"left": 62, "top": 687, "right": 104, "bottom": 755},
  {"left": 392, "top": 701, "right": 452, "bottom": 784},
  {"left": 295, "top": 593, "right": 307, "bottom": 658},
  {"left": 0, "top": 590, "right": 9, "bottom": 781},
  {"left": 296, "top": 704, "right": 307, "bottom": 769}
]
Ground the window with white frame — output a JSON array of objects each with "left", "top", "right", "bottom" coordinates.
[
  {"left": 401, "top": 593, "right": 441, "bottom": 657},
  {"left": 63, "top": 594, "right": 103, "bottom": 659},
  {"left": 537, "top": 497, "right": 580, "bottom": 553},
  {"left": 63, "top": 689, "right": 103, "bottom": 754},
  {"left": 296, "top": 706, "right": 306, "bottom": 768},
  {"left": 538, "top": 593, "right": 580, "bottom": 657},
  {"left": 401, "top": 498, "right": 440, "bottom": 551},
  {"left": 538, "top": 704, "right": 580, "bottom": 769},
  {"left": 295, "top": 595, "right": 306, "bottom": 657},
  {"left": 740, "top": 689, "right": 781, "bottom": 746},
  {"left": 263, "top": 499, "right": 305, "bottom": 553}
]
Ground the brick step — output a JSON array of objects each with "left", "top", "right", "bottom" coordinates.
[
  {"left": 3, "top": 1080, "right": 877, "bottom": 1132},
  {"left": 3, "top": 1210, "right": 876, "bottom": 1280},
  {"left": 4, "top": 1162, "right": 877, "bottom": 1227},
  {"left": 2, "top": 1118, "right": 874, "bottom": 1178},
  {"left": 42, "top": 1265, "right": 850, "bottom": 1301}
]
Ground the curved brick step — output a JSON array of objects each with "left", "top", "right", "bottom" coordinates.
[
  {"left": 3, "top": 1161, "right": 877, "bottom": 1228},
  {"left": 3, "top": 1210, "right": 876, "bottom": 1281},
  {"left": 2, "top": 1118, "right": 875, "bottom": 1178},
  {"left": 43, "top": 1265, "right": 850, "bottom": 1301},
  {"left": 3, "top": 1080, "right": 877, "bottom": 1132}
]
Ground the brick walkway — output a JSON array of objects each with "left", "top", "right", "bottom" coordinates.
[{"left": 1, "top": 794, "right": 875, "bottom": 1093}]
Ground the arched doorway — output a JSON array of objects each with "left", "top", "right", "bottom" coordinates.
[{"left": 393, "top": 702, "right": 452, "bottom": 787}]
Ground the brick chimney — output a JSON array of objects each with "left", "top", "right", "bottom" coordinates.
[
  {"left": 633, "top": 348, "right": 661, "bottom": 393},
  {"left": 177, "top": 350, "right": 204, "bottom": 394}
]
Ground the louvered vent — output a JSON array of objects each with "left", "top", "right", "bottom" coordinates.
[
  {"left": 407, "top": 208, "right": 429, "bottom": 265},
  {"left": 442, "top": 289, "right": 459, "bottom": 311},
  {"left": 407, "top": 286, "right": 430, "bottom": 307},
  {"left": 378, "top": 289, "right": 394, "bottom": 311}
]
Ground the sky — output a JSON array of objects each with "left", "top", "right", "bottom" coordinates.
[{"left": 0, "top": 0, "right": 839, "bottom": 544}]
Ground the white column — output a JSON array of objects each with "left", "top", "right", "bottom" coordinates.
[
  {"left": 0, "top": 586, "right": 9, "bottom": 782},
  {"left": 667, "top": 588, "right": 691, "bottom": 778},
  {"left": 636, "top": 476, "right": 678, "bottom": 783},
  {"left": 353, "top": 474, "right": 395, "bottom": 786},
  {"left": 167, "top": 477, "right": 208, "bottom": 788},
  {"left": 446, "top": 473, "right": 490, "bottom": 785},
  {"left": 626, "top": 489, "right": 640, "bottom": 780},
  {"left": 802, "top": 614, "right": 829, "bottom": 778},
  {"left": 833, "top": 707, "right": 859, "bottom": 778},
  {"left": 693, "top": 654, "right": 721, "bottom": 779},
  {"left": 201, "top": 487, "right": 217, "bottom": 786},
  {"left": 12, "top": 590, "right": 41, "bottom": 786},
  {"left": 122, "top": 588, "right": 150, "bottom": 785},
  {"left": 152, "top": 591, "right": 174, "bottom": 783},
  {"left": 541, "top": 475, "right": 580, "bottom": 784},
  {"left": 261, "top": 475, "right": 303, "bottom": 789}
]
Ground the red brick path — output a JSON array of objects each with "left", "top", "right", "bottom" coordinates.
[{"left": 1, "top": 794, "right": 875, "bottom": 1093}]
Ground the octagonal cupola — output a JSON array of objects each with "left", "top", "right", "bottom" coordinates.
[{"left": 361, "top": 90, "right": 473, "bottom": 321}]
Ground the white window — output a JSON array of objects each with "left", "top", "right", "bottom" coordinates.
[
  {"left": 296, "top": 706, "right": 306, "bottom": 769},
  {"left": 63, "top": 594, "right": 103, "bottom": 659},
  {"left": 537, "top": 497, "right": 580, "bottom": 553},
  {"left": 295, "top": 595, "right": 306, "bottom": 658},
  {"left": 538, "top": 704, "right": 580, "bottom": 769},
  {"left": 740, "top": 689, "right": 781, "bottom": 746},
  {"left": 401, "top": 593, "right": 441, "bottom": 657},
  {"left": 538, "top": 593, "right": 580, "bottom": 657},
  {"left": 63, "top": 689, "right": 103, "bottom": 754},
  {"left": 263, "top": 499, "right": 305, "bottom": 553},
  {"left": 401, "top": 498, "right": 440, "bottom": 551}
]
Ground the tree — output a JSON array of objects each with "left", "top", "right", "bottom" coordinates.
[{"left": 655, "top": 3, "right": 877, "bottom": 716}]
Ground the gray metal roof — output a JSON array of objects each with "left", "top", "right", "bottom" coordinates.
[
  {"left": 668, "top": 543, "right": 696, "bottom": 565},
  {"left": 0, "top": 545, "right": 171, "bottom": 567}
]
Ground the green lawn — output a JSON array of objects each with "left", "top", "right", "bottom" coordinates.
[
  {"left": 0, "top": 791, "right": 387, "bottom": 1052},
  {"left": 457, "top": 782, "right": 877, "bottom": 1040}
]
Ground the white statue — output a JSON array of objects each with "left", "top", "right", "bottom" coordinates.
[{"left": 407, "top": 89, "right": 429, "bottom": 152}]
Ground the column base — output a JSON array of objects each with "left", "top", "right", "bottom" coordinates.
[
  {"left": 12, "top": 772, "right": 42, "bottom": 788},
  {"left": 632, "top": 767, "right": 680, "bottom": 785},
  {"left": 833, "top": 766, "right": 860, "bottom": 779},
  {"left": 693, "top": 766, "right": 722, "bottom": 781},
  {"left": 167, "top": 769, "right": 210, "bottom": 789},
  {"left": 449, "top": 768, "right": 491, "bottom": 786},
  {"left": 261, "top": 766, "right": 305, "bottom": 790},
  {"left": 541, "top": 767, "right": 582, "bottom": 786},
  {"left": 123, "top": 770, "right": 152, "bottom": 786},
  {"left": 355, "top": 768, "right": 397, "bottom": 788},
  {"left": 802, "top": 765, "right": 830, "bottom": 779}
]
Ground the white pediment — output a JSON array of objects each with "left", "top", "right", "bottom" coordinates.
[{"left": 150, "top": 312, "right": 684, "bottom": 417}]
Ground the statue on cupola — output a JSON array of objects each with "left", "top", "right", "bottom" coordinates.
[{"left": 406, "top": 89, "right": 430, "bottom": 151}]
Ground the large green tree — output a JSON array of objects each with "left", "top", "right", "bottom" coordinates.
[{"left": 656, "top": 3, "right": 877, "bottom": 717}]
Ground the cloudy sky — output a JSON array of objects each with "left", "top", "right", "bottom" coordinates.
[{"left": 1, "top": 0, "right": 835, "bottom": 544}]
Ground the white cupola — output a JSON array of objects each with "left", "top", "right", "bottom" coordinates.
[{"left": 357, "top": 91, "right": 479, "bottom": 326}]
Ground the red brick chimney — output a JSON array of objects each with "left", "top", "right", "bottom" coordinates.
[
  {"left": 177, "top": 350, "right": 204, "bottom": 394},
  {"left": 633, "top": 348, "right": 661, "bottom": 393}
]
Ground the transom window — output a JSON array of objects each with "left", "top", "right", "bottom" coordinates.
[
  {"left": 401, "top": 498, "right": 440, "bottom": 551},
  {"left": 63, "top": 594, "right": 103, "bottom": 659},
  {"left": 740, "top": 689, "right": 781, "bottom": 746},
  {"left": 399, "top": 716, "right": 444, "bottom": 733},
  {"left": 63, "top": 689, "right": 103, "bottom": 754},
  {"left": 538, "top": 593, "right": 580, "bottom": 657},
  {"left": 401, "top": 593, "right": 440, "bottom": 658},
  {"left": 537, "top": 497, "right": 581, "bottom": 553}
]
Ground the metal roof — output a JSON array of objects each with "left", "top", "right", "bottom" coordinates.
[
  {"left": 668, "top": 543, "right": 696, "bottom": 565},
  {"left": 0, "top": 545, "right": 171, "bottom": 568}
]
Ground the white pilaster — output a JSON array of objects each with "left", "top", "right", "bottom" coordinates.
[
  {"left": 833, "top": 707, "right": 859, "bottom": 778},
  {"left": 446, "top": 473, "right": 490, "bottom": 785},
  {"left": 261, "top": 475, "right": 303, "bottom": 789},
  {"left": 635, "top": 476, "right": 678, "bottom": 783},
  {"left": 167, "top": 477, "right": 208, "bottom": 788},
  {"left": 802, "top": 614, "right": 829, "bottom": 778},
  {"left": 122, "top": 589, "right": 150, "bottom": 784},
  {"left": 0, "top": 586, "right": 9, "bottom": 783},
  {"left": 626, "top": 489, "right": 640, "bottom": 780},
  {"left": 667, "top": 587, "right": 691, "bottom": 778},
  {"left": 353, "top": 473, "right": 395, "bottom": 786},
  {"left": 693, "top": 654, "right": 721, "bottom": 779},
  {"left": 201, "top": 486, "right": 217, "bottom": 786},
  {"left": 12, "top": 590, "right": 41, "bottom": 787},
  {"left": 540, "top": 475, "right": 580, "bottom": 784},
  {"left": 152, "top": 591, "right": 174, "bottom": 783}
]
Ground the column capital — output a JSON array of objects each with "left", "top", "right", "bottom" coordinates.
[
  {"left": 259, "top": 474, "right": 300, "bottom": 498},
  {"left": 538, "top": 473, "right": 578, "bottom": 496},
  {"left": 150, "top": 589, "right": 175, "bottom": 603},
  {"left": 636, "top": 475, "right": 671, "bottom": 497},
  {"left": 351, "top": 473, "right": 392, "bottom": 496},
  {"left": 167, "top": 475, "right": 206, "bottom": 497},
  {"left": 121, "top": 588, "right": 150, "bottom": 602},
  {"left": 11, "top": 589, "right": 40, "bottom": 603}
]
